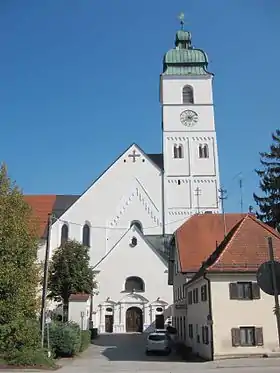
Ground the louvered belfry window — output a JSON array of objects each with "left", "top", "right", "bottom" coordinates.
[{"left": 182, "top": 85, "right": 194, "bottom": 104}]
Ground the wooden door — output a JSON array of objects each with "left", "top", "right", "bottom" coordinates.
[
  {"left": 105, "top": 315, "right": 113, "bottom": 333},
  {"left": 126, "top": 307, "right": 143, "bottom": 332}
]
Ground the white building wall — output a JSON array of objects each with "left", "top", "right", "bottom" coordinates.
[
  {"left": 48, "top": 145, "right": 163, "bottom": 267},
  {"left": 92, "top": 226, "right": 173, "bottom": 333},
  {"left": 183, "top": 276, "right": 212, "bottom": 360},
  {"left": 161, "top": 74, "right": 221, "bottom": 234},
  {"left": 68, "top": 299, "right": 91, "bottom": 330},
  {"left": 172, "top": 271, "right": 188, "bottom": 341},
  {"left": 210, "top": 273, "right": 279, "bottom": 358}
]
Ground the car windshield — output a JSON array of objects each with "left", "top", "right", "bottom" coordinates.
[{"left": 148, "top": 334, "right": 166, "bottom": 341}]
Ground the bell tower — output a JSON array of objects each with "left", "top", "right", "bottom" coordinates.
[{"left": 160, "top": 15, "right": 221, "bottom": 234}]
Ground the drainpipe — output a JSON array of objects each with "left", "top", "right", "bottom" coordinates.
[{"left": 204, "top": 273, "right": 214, "bottom": 361}]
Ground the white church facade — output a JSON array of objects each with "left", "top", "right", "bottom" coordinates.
[{"left": 25, "top": 25, "right": 220, "bottom": 333}]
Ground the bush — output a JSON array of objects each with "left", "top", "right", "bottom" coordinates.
[
  {"left": 0, "top": 319, "right": 41, "bottom": 357},
  {"left": 48, "top": 321, "right": 81, "bottom": 357},
  {"left": 80, "top": 330, "right": 91, "bottom": 352},
  {"left": 5, "top": 347, "right": 55, "bottom": 368}
]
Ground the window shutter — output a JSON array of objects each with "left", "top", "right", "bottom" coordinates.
[
  {"left": 231, "top": 328, "right": 241, "bottom": 346},
  {"left": 229, "top": 283, "right": 238, "bottom": 299},
  {"left": 255, "top": 328, "right": 264, "bottom": 346},
  {"left": 252, "top": 283, "right": 261, "bottom": 299}
]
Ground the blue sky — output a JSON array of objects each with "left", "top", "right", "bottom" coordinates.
[{"left": 0, "top": 0, "right": 279, "bottom": 213}]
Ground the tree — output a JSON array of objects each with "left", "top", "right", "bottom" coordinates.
[
  {"left": 0, "top": 163, "right": 40, "bottom": 352},
  {"left": 253, "top": 129, "right": 280, "bottom": 229},
  {"left": 48, "top": 240, "right": 96, "bottom": 312}
]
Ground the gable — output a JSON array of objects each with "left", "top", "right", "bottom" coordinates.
[
  {"left": 209, "top": 215, "right": 280, "bottom": 272},
  {"left": 95, "top": 225, "right": 168, "bottom": 271},
  {"left": 25, "top": 144, "right": 163, "bottom": 237},
  {"left": 50, "top": 144, "right": 163, "bottom": 227}
]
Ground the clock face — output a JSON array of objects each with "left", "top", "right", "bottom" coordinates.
[{"left": 180, "top": 110, "right": 198, "bottom": 126}]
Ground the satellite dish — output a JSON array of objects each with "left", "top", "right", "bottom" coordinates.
[{"left": 256, "top": 261, "right": 280, "bottom": 296}]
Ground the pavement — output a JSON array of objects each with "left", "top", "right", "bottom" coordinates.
[{"left": 1, "top": 334, "right": 280, "bottom": 372}]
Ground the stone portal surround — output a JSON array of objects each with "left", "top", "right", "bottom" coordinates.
[{"left": 96, "top": 297, "right": 169, "bottom": 334}]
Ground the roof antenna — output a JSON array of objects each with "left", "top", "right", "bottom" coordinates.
[
  {"left": 239, "top": 173, "right": 244, "bottom": 214},
  {"left": 218, "top": 187, "right": 228, "bottom": 237}
]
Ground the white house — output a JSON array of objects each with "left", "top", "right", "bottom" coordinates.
[
  {"left": 24, "top": 24, "right": 221, "bottom": 333},
  {"left": 169, "top": 213, "right": 280, "bottom": 360}
]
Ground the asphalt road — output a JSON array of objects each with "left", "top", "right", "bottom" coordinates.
[
  {"left": 58, "top": 334, "right": 280, "bottom": 373},
  {"left": 3, "top": 334, "right": 279, "bottom": 373}
]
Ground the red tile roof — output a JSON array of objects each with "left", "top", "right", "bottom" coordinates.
[
  {"left": 208, "top": 214, "right": 280, "bottom": 272},
  {"left": 69, "top": 293, "right": 90, "bottom": 302},
  {"left": 24, "top": 195, "right": 56, "bottom": 237},
  {"left": 176, "top": 213, "right": 248, "bottom": 272}
]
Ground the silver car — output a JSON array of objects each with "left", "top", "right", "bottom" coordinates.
[{"left": 145, "top": 332, "right": 171, "bottom": 355}]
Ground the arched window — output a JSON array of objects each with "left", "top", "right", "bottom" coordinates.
[
  {"left": 130, "top": 220, "right": 143, "bottom": 233},
  {"left": 182, "top": 85, "right": 194, "bottom": 104},
  {"left": 82, "top": 223, "right": 90, "bottom": 247},
  {"left": 173, "top": 144, "right": 184, "bottom": 159},
  {"left": 125, "top": 276, "right": 145, "bottom": 292},
  {"left": 199, "top": 144, "right": 209, "bottom": 159},
  {"left": 61, "top": 224, "right": 69, "bottom": 246}
]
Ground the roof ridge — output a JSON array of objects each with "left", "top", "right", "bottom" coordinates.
[
  {"left": 208, "top": 216, "right": 246, "bottom": 269},
  {"left": 247, "top": 213, "right": 280, "bottom": 239}
]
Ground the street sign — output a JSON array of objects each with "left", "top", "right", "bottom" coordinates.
[{"left": 256, "top": 260, "right": 280, "bottom": 296}]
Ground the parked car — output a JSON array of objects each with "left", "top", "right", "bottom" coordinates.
[
  {"left": 154, "top": 326, "right": 178, "bottom": 346},
  {"left": 145, "top": 332, "right": 171, "bottom": 355}
]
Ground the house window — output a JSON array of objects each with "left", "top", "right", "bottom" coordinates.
[
  {"left": 229, "top": 282, "right": 260, "bottom": 300},
  {"left": 124, "top": 276, "right": 145, "bottom": 292},
  {"left": 173, "top": 144, "right": 184, "bottom": 159},
  {"left": 188, "top": 324, "right": 193, "bottom": 338},
  {"left": 61, "top": 224, "right": 69, "bottom": 246},
  {"left": 182, "top": 85, "right": 194, "bottom": 104},
  {"left": 199, "top": 144, "right": 209, "bottom": 159},
  {"left": 231, "top": 327, "right": 263, "bottom": 347},
  {"left": 187, "top": 291, "right": 193, "bottom": 305},
  {"left": 82, "top": 223, "right": 90, "bottom": 247},
  {"left": 201, "top": 284, "right": 207, "bottom": 302},
  {"left": 196, "top": 323, "right": 200, "bottom": 343},
  {"left": 193, "top": 288, "right": 199, "bottom": 303},
  {"left": 130, "top": 220, "right": 143, "bottom": 233},
  {"left": 202, "top": 326, "right": 209, "bottom": 345}
]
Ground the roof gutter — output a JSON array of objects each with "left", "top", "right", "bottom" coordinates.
[{"left": 204, "top": 272, "right": 214, "bottom": 361}]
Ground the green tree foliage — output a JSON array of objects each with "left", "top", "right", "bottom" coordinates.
[
  {"left": 254, "top": 130, "right": 280, "bottom": 229},
  {"left": 0, "top": 163, "right": 40, "bottom": 353},
  {"left": 48, "top": 240, "right": 96, "bottom": 306}
]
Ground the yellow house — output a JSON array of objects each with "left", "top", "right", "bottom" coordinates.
[{"left": 169, "top": 213, "right": 280, "bottom": 360}]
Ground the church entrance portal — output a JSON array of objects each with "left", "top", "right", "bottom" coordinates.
[
  {"left": 126, "top": 307, "right": 143, "bottom": 333},
  {"left": 105, "top": 315, "right": 114, "bottom": 333}
]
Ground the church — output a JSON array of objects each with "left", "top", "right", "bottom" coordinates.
[{"left": 25, "top": 22, "right": 221, "bottom": 334}]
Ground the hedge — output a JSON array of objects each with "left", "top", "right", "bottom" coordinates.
[{"left": 80, "top": 330, "right": 91, "bottom": 352}]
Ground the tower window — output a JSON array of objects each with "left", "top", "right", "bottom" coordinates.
[
  {"left": 173, "top": 144, "right": 184, "bottom": 159},
  {"left": 182, "top": 85, "right": 194, "bottom": 104},
  {"left": 82, "top": 223, "right": 90, "bottom": 247},
  {"left": 199, "top": 144, "right": 209, "bottom": 159},
  {"left": 61, "top": 223, "right": 69, "bottom": 246}
]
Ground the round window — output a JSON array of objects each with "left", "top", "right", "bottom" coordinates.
[
  {"left": 156, "top": 307, "right": 163, "bottom": 312},
  {"left": 106, "top": 307, "right": 113, "bottom": 312}
]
